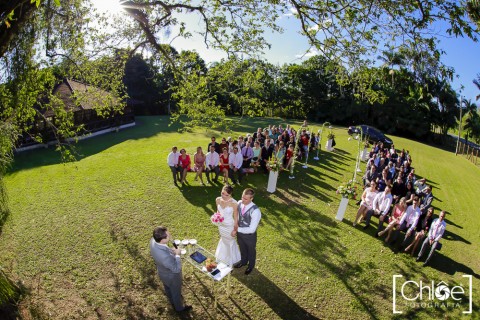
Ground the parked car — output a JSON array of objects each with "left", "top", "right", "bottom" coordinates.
[{"left": 349, "top": 125, "right": 393, "bottom": 147}]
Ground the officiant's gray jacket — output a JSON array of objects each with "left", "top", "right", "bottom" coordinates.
[{"left": 149, "top": 238, "right": 182, "bottom": 286}]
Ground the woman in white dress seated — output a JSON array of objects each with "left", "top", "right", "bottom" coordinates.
[{"left": 215, "top": 185, "right": 241, "bottom": 266}]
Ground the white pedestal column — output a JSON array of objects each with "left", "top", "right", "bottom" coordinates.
[
  {"left": 325, "top": 139, "right": 333, "bottom": 151},
  {"left": 335, "top": 197, "right": 349, "bottom": 221},
  {"left": 267, "top": 171, "right": 278, "bottom": 193},
  {"left": 360, "top": 148, "right": 369, "bottom": 161}
]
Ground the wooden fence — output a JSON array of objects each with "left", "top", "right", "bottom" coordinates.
[{"left": 456, "top": 141, "right": 479, "bottom": 166}]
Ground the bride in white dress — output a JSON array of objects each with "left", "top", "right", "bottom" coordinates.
[{"left": 215, "top": 185, "right": 241, "bottom": 266}]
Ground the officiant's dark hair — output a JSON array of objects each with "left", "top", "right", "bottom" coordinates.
[{"left": 153, "top": 226, "right": 168, "bottom": 242}]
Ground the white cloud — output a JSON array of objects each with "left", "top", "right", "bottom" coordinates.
[
  {"left": 284, "top": 7, "right": 298, "bottom": 17},
  {"left": 295, "top": 48, "right": 320, "bottom": 59}
]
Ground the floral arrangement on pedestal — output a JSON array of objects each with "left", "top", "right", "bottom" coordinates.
[
  {"left": 336, "top": 180, "right": 358, "bottom": 199},
  {"left": 210, "top": 212, "right": 224, "bottom": 225},
  {"left": 267, "top": 156, "right": 280, "bottom": 172}
]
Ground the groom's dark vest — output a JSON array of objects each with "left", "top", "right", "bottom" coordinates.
[{"left": 238, "top": 203, "right": 258, "bottom": 231}]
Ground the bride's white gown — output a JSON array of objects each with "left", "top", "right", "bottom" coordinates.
[{"left": 215, "top": 203, "right": 241, "bottom": 266}]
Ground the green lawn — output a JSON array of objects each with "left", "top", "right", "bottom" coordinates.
[{"left": 1, "top": 116, "right": 479, "bottom": 319}]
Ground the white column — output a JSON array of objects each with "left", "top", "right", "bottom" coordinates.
[
  {"left": 335, "top": 197, "right": 349, "bottom": 221},
  {"left": 267, "top": 171, "right": 278, "bottom": 193}
]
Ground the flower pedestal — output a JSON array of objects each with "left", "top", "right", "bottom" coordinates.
[
  {"left": 335, "top": 197, "right": 349, "bottom": 221},
  {"left": 360, "top": 148, "right": 369, "bottom": 161},
  {"left": 325, "top": 139, "right": 334, "bottom": 151},
  {"left": 267, "top": 171, "right": 278, "bottom": 193}
]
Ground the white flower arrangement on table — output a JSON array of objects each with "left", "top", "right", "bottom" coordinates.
[
  {"left": 336, "top": 180, "right": 358, "bottom": 200},
  {"left": 210, "top": 212, "right": 224, "bottom": 225}
]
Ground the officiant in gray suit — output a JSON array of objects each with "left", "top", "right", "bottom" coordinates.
[{"left": 149, "top": 226, "right": 192, "bottom": 313}]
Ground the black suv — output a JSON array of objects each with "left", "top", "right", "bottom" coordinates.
[{"left": 349, "top": 125, "right": 393, "bottom": 147}]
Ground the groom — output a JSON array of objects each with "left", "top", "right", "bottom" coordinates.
[{"left": 233, "top": 188, "right": 262, "bottom": 275}]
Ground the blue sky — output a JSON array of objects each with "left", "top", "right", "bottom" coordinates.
[
  {"left": 95, "top": 0, "right": 480, "bottom": 103},
  {"left": 164, "top": 13, "right": 480, "bottom": 103}
]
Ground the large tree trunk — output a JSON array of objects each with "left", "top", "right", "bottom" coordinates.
[{"left": 0, "top": 1, "right": 37, "bottom": 58}]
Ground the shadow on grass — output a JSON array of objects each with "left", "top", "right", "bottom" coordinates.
[
  {"left": 109, "top": 220, "right": 159, "bottom": 291},
  {"left": 9, "top": 116, "right": 180, "bottom": 174},
  {"left": 233, "top": 270, "right": 320, "bottom": 320},
  {"left": 442, "top": 229, "right": 471, "bottom": 245},
  {"left": 429, "top": 253, "right": 480, "bottom": 280}
]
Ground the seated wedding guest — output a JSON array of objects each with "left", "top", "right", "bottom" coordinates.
[
  {"left": 251, "top": 141, "right": 262, "bottom": 172},
  {"left": 286, "top": 135, "right": 296, "bottom": 149},
  {"left": 391, "top": 176, "right": 406, "bottom": 204},
  {"left": 404, "top": 181, "right": 415, "bottom": 205},
  {"left": 405, "top": 171, "right": 416, "bottom": 186},
  {"left": 377, "top": 156, "right": 387, "bottom": 172},
  {"left": 205, "top": 145, "right": 220, "bottom": 183},
  {"left": 299, "top": 129, "right": 309, "bottom": 158},
  {"left": 241, "top": 142, "right": 254, "bottom": 168},
  {"left": 193, "top": 147, "right": 206, "bottom": 185},
  {"left": 207, "top": 136, "right": 221, "bottom": 154},
  {"left": 377, "top": 168, "right": 390, "bottom": 192},
  {"left": 167, "top": 146, "right": 181, "bottom": 186},
  {"left": 395, "top": 196, "right": 421, "bottom": 245},
  {"left": 238, "top": 136, "right": 245, "bottom": 149},
  {"left": 378, "top": 197, "right": 407, "bottom": 242},
  {"left": 390, "top": 148, "right": 398, "bottom": 164},
  {"left": 276, "top": 134, "right": 284, "bottom": 146},
  {"left": 178, "top": 149, "right": 191, "bottom": 185},
  {"left": 363, "top": 185, "right": 393, "bottom": 232},
  {"left": 387, "top": 162, "right": 396, "bottom": 181},
  {"left": 271, "top": 127, "right": 280, "bottom": 141},
  {"left": 227, "top": 137, "right": 234, "bottom": 153},
  {"left": 419, "top": 186, "right": 433, "bottom": 216},
  {"left": 404, "top": 207, "right": 434, "bottom": 256},
  {"left": 219, "top": 138, "right": 229, "bottom": 153},
  {"left": 363, "top": 165, "right": 379, "bottom": 187},
  {"left": 260, "top": 139, "right": 274, "bottom": 174},
  {"left": 353, "top": 181, "right": 378, "bottom": 226},
  {"left": 219, "top": 147, "right": 230, "bottom": 183},
  {"left": 275, "top": 141, "right": 286, "bottom": 169},
  {"left": 229, "top": 146, "right": 243, "bottom": 184},
  {"left": 310, "top": 132, "right": 319, "bottom": 153},
  {"left": 290, "top": 128, "right": 297, "bottom": 140},
  {"left": 281, "top": 130, "right": 290, "bottom": 144},
  {"left": 246, "top": 136, "right": 254, "bottom": 148},
  {"left": 231, "top": 140, "right": 239, "bottom": 154},
  {"left": 414, "top": 178, "right": 428, "bottom": 195},
  {"left": 404, "top": 160, "right": 412, "bottom": 175},
  {"left": 417, "top": 210, "right": 446, "bottom": 266},
  {"left": 253, "top": 128, "right": 263, "bottom": 141},
  {"left": 262, "top": 129, "right": 270, "bottom": 146},
  {"left": 286, "top": 124, "right": 292, "bottom": 135},
  {"left": 284, "top": 144, "right": 295, "bottom": 171}
]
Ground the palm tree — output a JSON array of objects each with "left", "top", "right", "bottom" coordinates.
[
  {"left": 474, "top": 74, "right": 480, "bottom": 101},
  {"left": 463, "top": 98, "right": 480, "bottom": 143},
  {"left": 467, "top": 0, "right": 480, "bottom": 28},
  {"left": 378, "top": 50, "right": 406, "bottom": 86}
]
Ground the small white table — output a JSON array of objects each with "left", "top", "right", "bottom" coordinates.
[{"left": 182, "top": 244, "right": 233, "bottom": 317}]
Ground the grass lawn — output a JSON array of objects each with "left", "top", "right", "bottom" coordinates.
[{"left": 1, "top": 116, "right": 479, "bottom": 319}]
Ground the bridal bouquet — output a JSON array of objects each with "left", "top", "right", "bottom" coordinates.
[{"left": 210, "top": 212, "right": 224, "bottom": 226}]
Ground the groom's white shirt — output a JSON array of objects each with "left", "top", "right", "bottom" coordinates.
[{"left": 237, "top": 201, "right": 261, "bottom": 234}]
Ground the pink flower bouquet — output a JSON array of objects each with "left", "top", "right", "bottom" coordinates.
[{"left": 210, "top": 212, "right": 224, "bottom": 225}]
